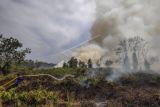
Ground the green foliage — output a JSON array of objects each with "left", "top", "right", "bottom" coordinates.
[
  {"left": 0, "top": 73, "right": 17, "bottom": 82},
  {"left": 87, "top": 77, "right": 100, "bottom": 86},
  {"left": 18, "top": 89, "right": 58, "bottom": 105},
  {"left": 0, "top": 34, "right": 31, "bottom": 75},
  {"left": 0, "top": 89, "right": 58, "bottom": 106},
  {"left": 68, "top": 57, "right": 78, "bottom": 68},
  {"left": 25, "top": 68, "right": 87, "bottom": 77},
  {"left": 0, "top": 88, "right": 17, "bottom": 103},
  {"left": 63, "top": 62, "right": 68, "bottom": 68},
  {"left": 79, "top": 60, "right": 87, "bottom": 68},
  {"left": 0, "top": 86, "right": 5, "bottom": 91},
  {"left": 11, "top": 65, "right": 27, "bottom": 72}
]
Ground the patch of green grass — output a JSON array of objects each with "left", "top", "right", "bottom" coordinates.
[{"left": 12, "top": 67, "right": 88, "bottom": 77}]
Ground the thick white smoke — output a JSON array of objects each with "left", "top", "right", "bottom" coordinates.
[
  {"left": 74, "top": 0, "right": 160, "bottom": 70},
  {"left": 92, "top": 0, "right": 160, "bottom": 46},
  {"left": 72, "top": 44, "right": 106, "bottom": 63}
]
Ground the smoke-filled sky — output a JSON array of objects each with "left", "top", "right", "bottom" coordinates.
[
  {"left": 0, "top": 0, "right": 160, "bottom": 63},
  {"left": 74, "top": 0, "right": 160, "bottom": 66},
  {"left": 0, "top": 0, "right": 95, "bottom": 63}
]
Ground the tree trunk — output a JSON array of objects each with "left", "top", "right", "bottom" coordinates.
[
  {"left": 144, "top": 59, "right": 150, "bottom": 71},
  {"left": 0, "top": 63, "right": 10, "bottom": 75},
  {"left": 132, "top": 52, "right": 138, "bottom": 71},
  {"left": 1, "top": 67, "right": 7, "bottom": 75}
]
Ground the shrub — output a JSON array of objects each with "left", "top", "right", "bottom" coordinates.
[
  {"left": 0, "top": 86, "right": 5, "bottom": 91},
  {"left": 0, "top": 88, "right": 17, "bottom": 106},
  {"left": 18, "top": 89, "right": 58, "bottom": 105},
  {"left": 0, "top": 89, "right": 59, "bottom": 106}
]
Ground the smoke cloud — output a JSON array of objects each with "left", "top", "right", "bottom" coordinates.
[
  {"left": 75, "top": 0, "right": 160, "bottom": 70},
  {"left": 72, "top": 44, "right": 106, "bottom": 63},
  {"left": 92, "top": 0, "right": 160, "bottom": 47}
]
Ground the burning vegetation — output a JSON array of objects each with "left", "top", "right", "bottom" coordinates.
[{"left": 1, "top": 0, "right": 160, "bottom": 106}]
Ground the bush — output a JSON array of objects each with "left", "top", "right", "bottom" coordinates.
[
  {"left": 18, "top": 89, "right": 58, "bottom": 105},
  {"left": 0, "top": 89, "right": 59, "bottom": 106},
  {"left": 0, "top": 88, "right": 17, "bottom": 106},
  {"left": 0, "top": 86, "right": 5, "bottom": 91}
]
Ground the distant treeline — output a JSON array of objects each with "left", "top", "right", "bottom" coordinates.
[
  {"left": 63, "top": 57, "right": 92, "bottom": 68},
  {"left": 21, "top": 60, "right": 56, "bottom": 69}
]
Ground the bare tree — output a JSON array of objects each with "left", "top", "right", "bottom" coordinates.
[
  {"left": 128, "top": 36, "right": 146, "bottom": 70},
  {"left": 115, "top": 39, "right": 130, "bottom": 71},
  {"left": 115, "top": 36, "right": 153, "bottom": 71}
]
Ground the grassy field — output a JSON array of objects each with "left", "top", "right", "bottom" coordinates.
[{"left": 0, "top": 68, "right": 160, "bottom": 107}]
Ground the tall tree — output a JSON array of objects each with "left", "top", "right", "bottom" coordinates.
[
  {"left": 132, "top": 52, "right": 138, "bottom": 70},
  {"left": 68, "top": 57, "right": 78, "bottom": 68},
  {"left": 128, "top": 36, "right": 145, "bottom": 70},
  {"left": 115, "top": 39, "right": 130, "bottom": 71},
  {"left": 79, "top": 60, "right": 87, "bottom": 68},
  {"left": 63, "top": 62, "right": 68, "bottom": 68},
  {"left": 0, "top": 35, "right": 31, "bottom": 75},
  {"left": 115, "top": 36, "right": 151, "bottom": 71}
]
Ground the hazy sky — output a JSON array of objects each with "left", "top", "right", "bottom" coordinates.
[
  {"left": 0, "top": 0, "right": 95, "bottom": 63},
  {"left": 1, "top": 0, "right": 160, "bottom": 65}
]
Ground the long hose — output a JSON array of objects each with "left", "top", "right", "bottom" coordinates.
[
  {"left": 23, "top": 74, "right": 75, "bottom": 81},
  {"left": 1, "top": 74, "right": 75, "bottom": 89}
]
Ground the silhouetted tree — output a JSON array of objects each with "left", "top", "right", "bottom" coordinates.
[
  {"left": 128, "top": 36, "right": 146, "bottom": 70},
  {"left": 0, "top": 34, "right": 31, "bottom": 75},
  {"left": 63, "top": 62, "right": 68, "bottom": 68},
  {"left": 79, "top": 60, "right": 87, "bottom": 68},
  {"left": 115, "top": 39, "right": 130, "bottom": 71},
  {"left": 68, "top": 57, "right": 78, "bottom": 68},
  {"left": 24, "top": 60, "right": 34, "bottom": 68},
  {"left": 22, "top": 60, "right": 55, "bottom": 69},
  {"left": 132, "top": 52, "right": 138, "bottom": 70},
  {"left": 87, "top": 59, "right": 92, "bottom": 68}
]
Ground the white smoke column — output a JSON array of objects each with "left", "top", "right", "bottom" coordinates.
[
  {"left": 72, "top": 44, "right": 106, "bottom": 63},
  {"left": 92, "top": 0, "right": 160, "bottom": 45},
  {"left": 74, "top": 0, "right": 160, "bottom": 69}
]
